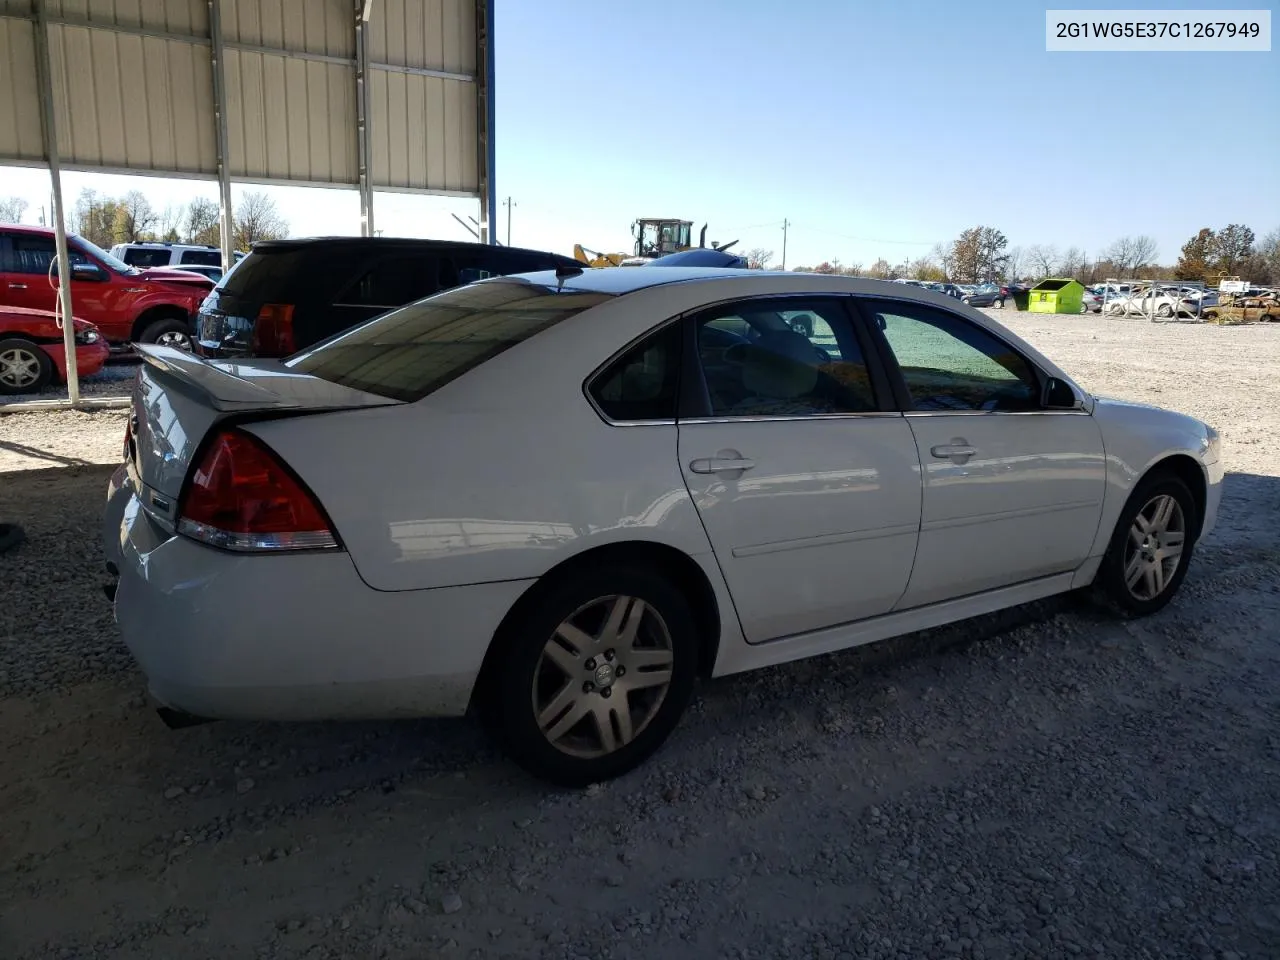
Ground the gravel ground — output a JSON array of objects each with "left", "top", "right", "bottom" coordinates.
[
  {"left": 2, "top": 310, "right": 1279, "bottom": 960},
  {"left": 0, "top": 359, "right": 137, "bottom": 406}
]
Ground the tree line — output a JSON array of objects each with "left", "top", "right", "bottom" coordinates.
[
  {"left": 747, "top": 221, "right": 1280, "bottom": 287},
  {"left": 0, "top": 189, "right": 290, "bottom": 252}
]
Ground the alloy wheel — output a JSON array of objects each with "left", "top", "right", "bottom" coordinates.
[
  {"left": 155, "top": 330, "right": 193, "bottom": 351},
  {"left": 532, "top": 594, "right": 674, "bottom": 759},
  {"left": 1122, "top": 493, "right": 1186, "bottom": 601},
  {"left": 0, "top": 346, "right": 42, "bottom": 389}
]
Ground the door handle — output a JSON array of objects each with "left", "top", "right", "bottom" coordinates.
[
  {"left": 7, "top": 282, "right": 27, "bottom": 289},
  {"left": 689, "top": 457, "right": 756, "bottom": 475},
  {"left": 930, "top": 440, "right": 976, "bottom": 464}
]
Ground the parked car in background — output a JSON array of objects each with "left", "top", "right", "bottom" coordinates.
[
  {"left": 0, "top": 224, "right": 214, "bottom": 350},
  {"left": 1082, "top": 291, "right": 1105, "bottom": 313},
  {"left": 172, "top": 264, "right": 225, "bottom": 283},
  {"left": 105, "top": 267, "right": 1222, "bottom": 785},
  {"left": 0, "top": 306, "right": 108, "bottom": 394},
  {"left": 194, "top": 237, "right": 589, "bottom": 359},
  {"left": 109, "top": 242, "right": 245, "bottom": 270},
  {"left": 961, "top": 287, "right": 1006, "bottom": 308}
]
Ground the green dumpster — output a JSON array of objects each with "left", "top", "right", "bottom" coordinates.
[
  {"left": 1027, "top": 278, "right": 1085, "bottom": 314},
  {"left": 1012, "top": 289, "right": 1031, "bottom": 311}
]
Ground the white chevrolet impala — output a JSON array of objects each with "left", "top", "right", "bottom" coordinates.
[{"left": 103, "top": 267, "right": 1223, "bottom": 784}]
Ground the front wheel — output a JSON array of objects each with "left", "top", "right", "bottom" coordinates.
[
  {"left": 0, "top": 338, "right": 54, "bottom": 394},
  {"left": 483, "top": 566, "right": 699, "bottom": 786},
  {"left": 137, "top": 317, "right": 194, "bottom": 351},
  {"left": 1095, "top": 474, "right": 1196, "bottom": 617}
]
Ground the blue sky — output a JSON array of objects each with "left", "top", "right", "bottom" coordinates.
[{"left": 4, "top": 0, "right": 1277, "bottom": 269}]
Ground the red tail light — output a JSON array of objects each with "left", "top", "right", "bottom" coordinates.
[
  {"left": 252, "top": 303, "right": 296, "bottom": 356},
  {"left": 176, "top": 428, "right": 338, "bottom": 552}
]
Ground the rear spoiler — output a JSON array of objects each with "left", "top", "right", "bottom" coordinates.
[{"left": 137, "top": 345, "right": 400, "bottom": 413}]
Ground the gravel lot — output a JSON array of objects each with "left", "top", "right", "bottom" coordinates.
[{"left": 2, "top": 310, "right": 1279, "bottom": 960}]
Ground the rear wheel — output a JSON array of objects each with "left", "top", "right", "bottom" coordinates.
[
  {"left": 483, "top": 566, "right": 699, "bottom": 786},
  {"left": 1095, "top": 473, "right": 1196, "bottom": 617},
  {"left": 0, "top": 338, "right": 53, "bottom": 394},
  {"left": 1156, "top": 304, "right": 1174, "bottom": 318},
  {"left": 1260, "top": 313, "right": 1275, "bottom": 323},
  {"left": 137, "top": 317, "right": 193, "bottom": 351}
]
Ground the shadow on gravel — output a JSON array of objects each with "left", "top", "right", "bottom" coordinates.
[
  {"left": 2, "top": 465, "right": 1275, "bottom": 790},
  {"left": 0, "top": 440, "right": 95, "bottom": 468}
]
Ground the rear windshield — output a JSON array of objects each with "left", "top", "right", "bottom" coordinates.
[
  {"left": 286, "top": 279, "right": 612, "bottom": 402},
  {"left": 215, "top": 249, "right": 312, "bottom": 299}
]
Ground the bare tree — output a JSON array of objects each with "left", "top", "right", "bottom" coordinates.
[
  {"left": 743, "top": 247, "right": 774, "bottom": 270},
  {"left": 185, "top": 197, "right": 221, "bottom": 246},
  {"left": 1103, "top": 235, "right": 1158, "bottom": 276},
  {"left": 1004, "top": 245, "right": 1024, "bottom": 282},
  {"left": 841, "top": 261, "right": 864, "bottom": 277},
  {"left": 867, "top": 258, "right": 893, "bottom": 279},
  {"left": 930, "top": 242, "right": 953, "bottom": 280},
  {"left": 72, "top": 189, "right": 120, "bottom": 248},
  {"left": 1059, "top": 246, "right": 1086, "bottom": 277},
  {"left": 114, "top": 190, "right": 158, "bottom": 243},
  {"left": 909, "top": 255, "right": 944, "bottom": 281},
  {"left": 0, "top": 196, "right": 29, "bottom": 224},
  {"left": 1027, "top": 244, "right": 1060, "bottom": 278},
  {"left": 232, "top": 190, "right": 289, "bottom": 250}
]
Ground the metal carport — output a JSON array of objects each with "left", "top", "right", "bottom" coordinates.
[{"left": 0, "top": 0, "right": 496, "bottom": 405}]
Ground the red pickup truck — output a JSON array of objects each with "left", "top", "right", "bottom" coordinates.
[{"left": 0, "top": 223, "right": 214, "bottom": 351}]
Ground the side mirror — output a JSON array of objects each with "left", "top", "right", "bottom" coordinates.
[
  {"left": 1042, "top": 376, "right": 1080, "bottom": 410},
  {"left": 70, "top": 262, "right": 107, "bottom": 282}
]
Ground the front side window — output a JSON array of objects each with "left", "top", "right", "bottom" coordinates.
[
  {"left": 867, "top": 300, "right": 1040, "bottom": 411},
  {"left": 588, "top": 323, "right": 681, "bottom": 422},
  {"left": 694, "top": 298, "right": 876, "bottom": 418},
  {"left": 179, "top": 249, "right": 221, "bottom": 266},
  {"left": 289, "top": 279, "right": 612, "bottom": 403}
]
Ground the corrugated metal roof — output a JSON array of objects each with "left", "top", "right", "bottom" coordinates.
[
  {"left": 0, "top": 15, "right": 44, "bottom": 162},
  {"left": 48, "top": 19, "right": 218, "bottom": 174},
  {"left": 0, "top": 0, "right": 485, "bottom": 198},
  {"left": 225, "top": 49, "right": 356, "bottom": 183}
]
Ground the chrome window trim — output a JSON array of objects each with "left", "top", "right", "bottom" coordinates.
[
  {"left": 681, "top": 412, "right": 904, "bottom": 425},
  {"left": 856, "top": 292, "right": 1089, "bottom": 412},
  {"left": 903, "top": 409, "right": 1091, "bottom": 418}
]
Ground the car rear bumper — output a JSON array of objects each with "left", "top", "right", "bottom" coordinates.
[{"left": 105, "top": 478, "right": 534, "bottom": 721}]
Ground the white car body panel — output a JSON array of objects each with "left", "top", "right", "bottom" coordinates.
[
  {"left": 896, "top": 410, "right": 1106, "bottom": 608},
  {"left": 107, "top": 467, "right": 531, "bottom": 719},
  {"left": 103, "top": 268, "right": 1224, "bottom": 723},
  {"left": 676, "top": 416, "right": 921, "bottom": 641}
]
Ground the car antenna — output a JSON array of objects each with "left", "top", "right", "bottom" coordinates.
[{"left": 555, "top": 262, "right": 583, "bottom": 291}]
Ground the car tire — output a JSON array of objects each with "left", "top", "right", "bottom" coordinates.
[
  {"left": 994, "top": 298, "right": 1004, "bottom": 308},
  {"left": 137, "top": 317, "right": 194, "bottom": 351},
  {"left": 961, "top": 297, "right": 972, "bottom": 306},
  {"left": 1260, "top": 313, "right": 1275, "bottom": 323},
  {"left": 482, "top": 565, "right": 699, "bottom": 786},
  {"left": 1095, "top": 472, "right": 1197, "bottom": 618},
  {"left": 1156, "top": 304, "right": 1174, "bottom": 319},
  {"left": 0, "top": 337, "right": 54, "bottom": 395}
]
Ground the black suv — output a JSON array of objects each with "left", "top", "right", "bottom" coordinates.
[{"left": 194, "top": 237, "right": 585, "bottom": 359}]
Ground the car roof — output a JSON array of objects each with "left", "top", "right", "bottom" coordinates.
[
  {"left": 250, "top": 236, "right": 581, "bottom": 261},
  {"left": 0, "top": 223, "right": 57, "bottom": 236},
  {"left": 510, "top": 266, "right": 1007, "bottom": 306}
]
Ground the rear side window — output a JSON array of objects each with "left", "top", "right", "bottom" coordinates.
[
  {"left": 335, "top": 256, "right": 448, "bottom": 308},
  {"left": 122, "top": 248, "right": 172, "bottom": 268},
  {"left": 288, "top": 279, "right": 612, "bottom": 402},
  {"left": 588, "top": 323, "right": 682, "bottom": 422},
  {"left": 179, "top": 249, "right": 220, "bottom": 266},
  {"left": 217, "top": 249, "right": 313, "bottom": 300}
]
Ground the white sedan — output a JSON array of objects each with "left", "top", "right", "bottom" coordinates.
[{"left": 103, "top": 267, "right": 1223, "bottom": 785}]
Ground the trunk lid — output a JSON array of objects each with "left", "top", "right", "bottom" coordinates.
[{"left": 128, "top": 345, "right": 401, "bottom": 515}]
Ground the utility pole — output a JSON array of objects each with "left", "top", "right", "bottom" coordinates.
[
  {"left": 781, "top": 219, "right": 790, "bottom": 271},
  {"left": 503, "top": 196, "right": 516, "bottom": 246}
]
